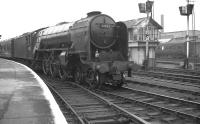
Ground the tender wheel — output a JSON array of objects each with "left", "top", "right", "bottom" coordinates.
[
  {"left": 74, "top": 67, "right": 84, "bottom": 84},
  {"left": 50, "top": 63, "right": 59, "bottom": 78},
  {"left": 42, "top": 60, "right": 50, "bottom": 75},
  {"left": 86, "top": 70, "right": 102, "bottom": 89}
]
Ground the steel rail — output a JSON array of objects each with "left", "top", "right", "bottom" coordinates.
[
  {"left": 150, "top": 67, "right": 200, "bottom": 76},
  {"left": 69, "top": 82, "right": 150, "bottom": 124},
  {"left": 132, "top": 71, "right": 200, "bottom": 85},
  {"left": 41, "top": 74, "right": 150, "bottom": 124},
  {"left": 97, "top": 86, "right": 200, "bottom": 122},
  {"left": 124, "top": 85, "right": 200, "bottom": 104},
  {"left": 126, "top": 77, "right": 200, "bottom": 96},
  {"left": 133, "top": 75, "right": 200, "bottom": 88},
  {"left": 43, "top": 77, "right": 86, "bottom": 124}
]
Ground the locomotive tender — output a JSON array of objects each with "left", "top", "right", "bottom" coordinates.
[{"left": 0, "top": 11, "right": 137, "bottom": 88}]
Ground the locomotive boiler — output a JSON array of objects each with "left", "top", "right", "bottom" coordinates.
[{"left": 0, "top": 11, "right": 138, "bottom": 88}]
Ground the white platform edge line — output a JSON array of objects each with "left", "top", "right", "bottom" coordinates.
[{"left": 11, "top": 60, "right": 68, "bottom": 124}]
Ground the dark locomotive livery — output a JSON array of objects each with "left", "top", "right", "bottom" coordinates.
[{"left": 0, "top": 11, "right": 137, "bottom": 88}]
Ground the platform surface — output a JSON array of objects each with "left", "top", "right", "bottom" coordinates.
[{"left": 0, "top": 58, "right": 67, "bottom": 124}]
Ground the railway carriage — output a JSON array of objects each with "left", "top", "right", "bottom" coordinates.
[
  {"left": 0, "top": 11, "right": 139, "bottom": 88},
  {"left": 0, "top": 39, "right": 12, "bottom": 58},
  {"left": 0, "top": 28, "right": 44, "bottom": 62}
]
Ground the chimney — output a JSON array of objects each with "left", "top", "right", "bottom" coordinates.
[
  {"left": 161, "top": 14, "right": 164, "bottom": 33},
  {"left": 87, "top": 11, "right": 101, "bottom": 17}
]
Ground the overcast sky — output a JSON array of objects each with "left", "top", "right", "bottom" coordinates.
[{"left": 0, "top": 0, "right": 199, "bottom": 40}]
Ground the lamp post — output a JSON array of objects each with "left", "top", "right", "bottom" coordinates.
[
  {"left": 179, "top": 1, "right": 194, "bottom": 69},
  {"left": 138, "top": 0, "right": 154, "bottom": 70}
]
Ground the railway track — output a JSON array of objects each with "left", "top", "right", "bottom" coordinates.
[
  {"left": 95, "top": 86, "right": 200, "bottom": 124},
  {"left": 132, "top": 70, "right": 200, "bottom": 86},
  {"left": 130, "top": 75, "right": 200, "bottom": 88},
  {"left": 48, "top": 84, "right": 85, "bottom": 124},
  {"left": 41, "top": 74, "right": 149, "bottom": 124},
  {"left": 127, "top": 74, "right": 200, "bottom": 89},
  {"left": 40, "top": 73, "right": 200, "bottom": 124},
  {"left": 126, "top": 74, "right": 200, "bottom": 103},
  {"left": 150, "top": 67, "right": 200, "bottom": 76},
  {"left": 126, "top": 78, "right": 200, "bottom": 102}
]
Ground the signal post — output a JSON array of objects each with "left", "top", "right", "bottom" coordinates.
[
  {"left": 138, "top": 0, "right": 154, "bottom": 70},
  {"left": 179, "top": 1, "right": 194, "bottom": 69}
]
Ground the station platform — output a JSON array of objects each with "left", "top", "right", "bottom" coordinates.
[{"left": 0, "top": 58, "right": 67, "bottom": 124}]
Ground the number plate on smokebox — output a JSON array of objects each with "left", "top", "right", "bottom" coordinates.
[{"left": 112, "top": 75, "right": 121, "bottom": 80}]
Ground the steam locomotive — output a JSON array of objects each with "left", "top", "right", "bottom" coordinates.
[{"left": 0, "top": 11, "right": 137, "bottom": 88}]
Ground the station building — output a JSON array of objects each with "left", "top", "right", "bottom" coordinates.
[{"left": 124, "top": 17, "right": 162, "bottom": 67}]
